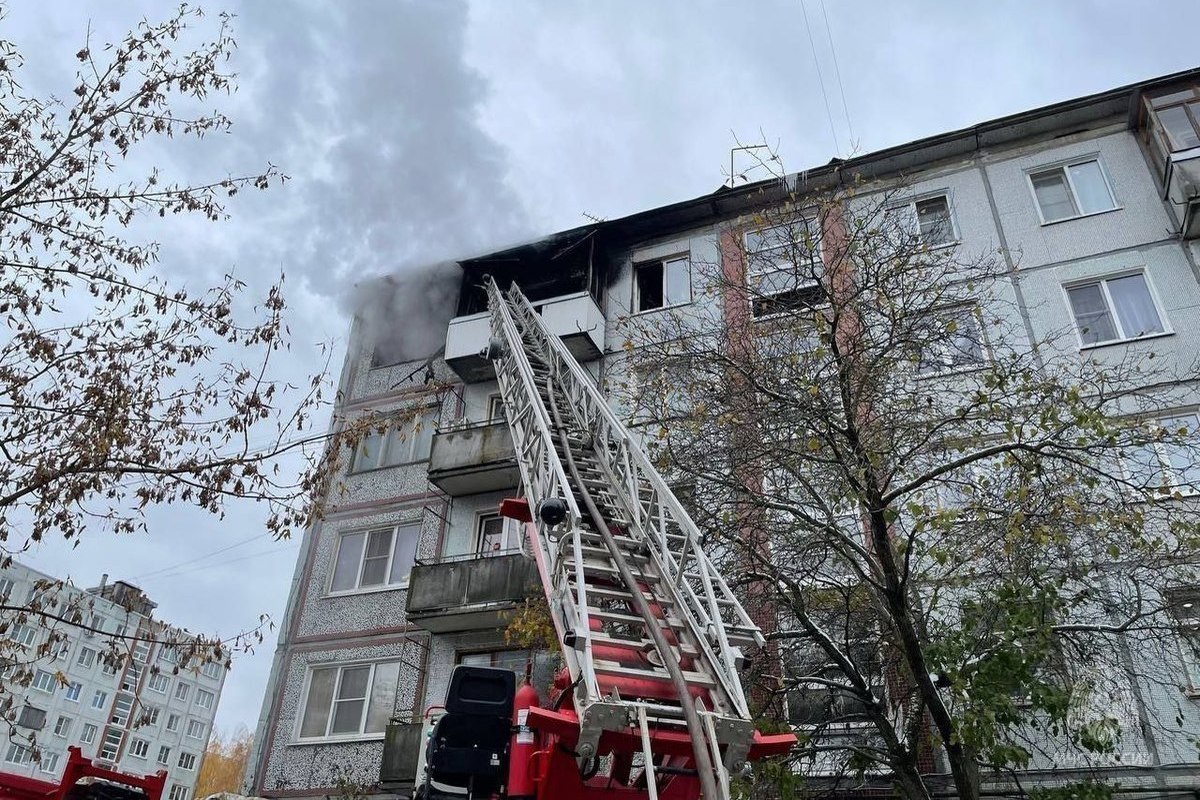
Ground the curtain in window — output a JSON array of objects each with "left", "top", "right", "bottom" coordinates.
[
  {"left": 1107, "top": 274, "right": 1163, "bottom": 337},
  {"left": 1066, "top": 161, "right": 1114, "bottom": 215},
  {"left": 1066, "top": 284, "right": 1117, "bottom": 344}
]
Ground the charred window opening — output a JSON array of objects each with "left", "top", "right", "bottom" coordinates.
[
  {"left": 456, "top": 231, "right": 607, "bottom": 317},
  {"left": 752, "top": 284, "right": 827, "bottom": 319}
]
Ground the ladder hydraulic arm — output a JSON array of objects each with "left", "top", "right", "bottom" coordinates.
[{"left": 483, "top": 277, "right": 794, "bottom": 800}]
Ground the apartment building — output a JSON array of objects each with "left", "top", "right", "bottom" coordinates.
[
  {"left": 246, "top": 67, "right": 1200, "bottom": 797},
  {"left": 0, "top": 561, "right": 227, "bottom": 800}
]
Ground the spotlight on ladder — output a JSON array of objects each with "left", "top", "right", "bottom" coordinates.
[
  {"left": 482, "top": 337, "right": 506, "bottom": 361},
  {"left": 538, "top": 498, "right": 567, "bottom": 527}
]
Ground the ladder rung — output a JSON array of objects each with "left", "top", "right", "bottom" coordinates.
[
  {"left": 592, "top": 660, "right": 717, "bottom": 688},
  {"left": 578, "top": 584, "right": 674, "bottom": 606},
  {"left": 589, "top": 633, "right": 699, "bottom": 658},
  {"left": 588, "top": 608, "right": 683, "bottom": 628}
]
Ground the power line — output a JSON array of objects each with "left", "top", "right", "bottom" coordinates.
[
  {"left": 799, "top": 0, "right": 841, "bottom": 156},
  {"left": 136, "top": 542, "right": 299, "bottom": 583},
  {"left": 127, "top": 531, "right": 272, "bottom": 581},
  {"left": 819, "top": 0, "right": 855, "bottom": 149}
]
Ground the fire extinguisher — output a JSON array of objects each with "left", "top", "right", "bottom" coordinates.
[{"left": 508, "top": 681, "right": 541, "bottom": 799}]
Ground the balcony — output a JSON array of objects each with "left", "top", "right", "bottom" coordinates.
[
  {"left": 405, "top": 551, "right": 541, "bottom": 633},
  {"left": 427, "top": 420, "right": 519, "bottom": 496},
  {"left": 444, "top": 291, "right": 605, "bottom": 382},
  {"left": 1165, "top": 149, "right": 1200, "bottom": 239}
]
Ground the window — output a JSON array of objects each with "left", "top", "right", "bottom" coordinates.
[
  {"left": 195, "top": 689, "right": 214, "bottom": 710},
  {"left": 169, "top": 786, "right": 189, "bottom": 800},
  {"left": 8, "top": 623, "right": 36, "bottom": 647},
  {"left": 486, "top": 394, "right": 506, "bottom": 423},
  {"left": 186, "top": 720, "right": 205, "bottom": 739},
  {"left": 634, "top": 255, "right": 691, "bottom": 312},
  {"left": 1029, "top": 159, "right": 1116, "bottom": 223},
  {"left": 350, "top": 410, "right": 436, "bottom": 472},
  {"left": 18, "top": 706, "right": 46, "bottom": 730},
  {"left": 1126, "top": 413, "right": 1200, "bottom": 493},
  {"left": 32, "top": 669, "right": 57, "bottom": 693},
  {"left": 5, "top": 744, "right": 32, "bottom": 765},
  {"left": 156, "top": 746, "right": 171, "bottom": 766},
  {"left": 91, "top": 690, "right": 108, "bottom": 710},
  {"left": 458, "top": 650, "right": 532, "bottom": 679},
  {"left": 1150, "top": 87, "right": 1200, "bottom": 151},
  {"left": 0, "top": 578, "right": 13, "bottom": 599},
  {"left": 148, "top": 674, "right": 169, "bottom": 694},
  {"left": 201, "top": 661, "right": 222, "bottom": 680},
  {"left": 39, "top": 752, "right": 59, "bottom": 774},
  {"left": 84, "top": 614, "right": 103, "bottom": 639},
  {"left": 110, "top": 694, "right": 134, "bottom": 726},
  {"left": 81, "top": 724, "right": 97, "bottom": 745},
  {"left": 297, "top": 661, "right": 401, "bottom": 740},
  {"left": 98, "top": 727, "right": 122, "bottom": 761},
  {"left": 139, "top": 705, "right": 161, "bottom": 727},
  {"left": 174, "top": 683, "right": 190, "bottom": 702},
  {"left": 888, "top": 194, "right": 957, "bottom": 246},
  {"left": 53, "top": 715, "right": 71, "bottom": 738},
  {"left": 121, "top": 661, "right": 142, "bottom": 692},
  {"left": 77, "top": 647, "right": 96, "bottom": 669},
  {"left": 751, "top": 284, "right": 827, "bottom": 320},
  {"left": 101, "top": 659, "right": 117, "bottom": 676},
  {"left": 64, "top": 682, "right": 81, "bottom": 702},
  {"left": 177, "top": 751, "right": 197, "bottom": 771},
  {"left": 129, "top": 739, "right": 149, "bottom": 759},
  {"left": 744, "top": 221, "right": 821, "bottom": 272},
  {"left": 1065, "top": 272, "right": 1165, "bottom": 346},
  {"left": 166, "top": 714, "right": 180, "bottom": 732},
  {"left": 475, "top": 514, "right": 522, "bottom": 557},
  {"left": 329, "top": 524, "right": 420, "bottom": 593},
  {"left": 917, "top": 307, "right": 986, "bottom": 375}
]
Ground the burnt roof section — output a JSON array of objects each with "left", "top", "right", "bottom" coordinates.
[{"left": 459, "top": 65, "right": 1200, "bottom": 266}]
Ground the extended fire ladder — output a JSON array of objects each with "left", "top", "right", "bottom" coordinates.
[{"left": 485, "top": 278, "right": 792, "bottom": 799}]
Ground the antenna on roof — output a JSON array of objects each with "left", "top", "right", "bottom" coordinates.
[{"left": 727, "top": 142, "right": 770, "bottom": 187}]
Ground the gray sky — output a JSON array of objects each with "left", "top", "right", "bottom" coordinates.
[{"left": 8, "top": 0, "right": 1200, "bottom": 735}]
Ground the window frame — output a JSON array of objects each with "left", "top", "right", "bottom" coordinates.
[
  {"left": 176, "top": 751, "right": 197, "bottom": 772},
  {"left": 195, "top": 688, "right": 215, "bottom": 710},
  {"left": 485, "top": 394, "right": 506, "bottom": 423},
  {"left": 742, "top": 220, "right": 823, "bottom": 275},
  {"left": 886, "top": 191, "right": 960, "bottom": 248},
  {"left": 914, "top": 305, "right": 989, "bottom": 378},
  {"left": 1123, "top": 411, "right": 1200, "bottom": 496},
  {"left": 632, "top": 253, "right": 692, "bottom": 315},
  {"left": 1061, "top": 269, "right": 1171, "bottom": 349},
  {"left": 174, "top": 683, "right": 190, "bottom": 703},
  {"left": 185, "top": 719, "right": 205, "bottom": 740},
  {"left": 80, "top": 724, "right": 97, "bottom": 745},
  {"left": 326, "top": 523, "right": 421, "bottom": 596},
  {"left": 53, "top": 715, "right": 71, "bottom": 738},
  {"left": 166, "top": 713, "right": 180, "bottom": 733},
  {"left": 348, "top": 408, "right": 438, "bottom": 474},
  {"left": 148, "top": 673, "right": 170, "bottom": 694},
  {"left": 129, "top": 738, "right": 150, "bottom": 759},
  {"left": 32, "top": 669, "right": 57, "bottom": 694},
  {"left": 473, "top": 512, "right": 523, "bottom": 557},
  {"left": 294, "top": 659, "right": 401, "bottom": 743},
  {"left": 156, "top": 746, "right": 171, "bottom": 766},
  {"left": 1026, "top": 157, "right": 1119, "bottom": 225},
  {"left": 90, "top": 690, "right": 108, "bottom": 710}
]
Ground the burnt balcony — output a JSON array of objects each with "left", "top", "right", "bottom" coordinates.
[
  {"left": 427, "top": 419, "right": 520, "bottom": 496},
  {"left": 445, "top": 291, "right": 605, "bottom": 382},
  {"left": 405, "top": 551, "right": 540, "bottom": 633}
]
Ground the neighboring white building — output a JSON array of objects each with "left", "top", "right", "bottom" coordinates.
[
  {"left": 246, "top": 66, "right": 1200, "bottom": 798},
  {"left": 0, "top": 560, "right": 226, "bottom": 800}
]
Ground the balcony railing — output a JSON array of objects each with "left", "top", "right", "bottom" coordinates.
[
  {"left": 405, "top": 551, "right": 540, "bottom": 633},
  {"left": 427, "top": 419, "right": 519, "bottom": 496},
  {"left": 444, "top": 291, "right": 605, "bottom": 381}
]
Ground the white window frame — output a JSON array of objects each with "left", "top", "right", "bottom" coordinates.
[
  {"left": 1026, "top": 156, "right": 1119, "bottom": 225},
  {"left": 632, "top": 253, "right": 692, "bottom": 315},
  {"left": 5, "top": 743, "right": 32, "bottom": 765},
  {"left": 9, "top": 623, "right": 36, "bottom": 647},
  {"left": 474, "top": 512, "right": 522, "bottom": 557},
  {"left": 148, "top": 673, "right": 170, "bottom": 694},
  {"left": 195, "top": 688, "right": 214, "bottom": 710},
  {"left": 326, "top": 523, "right": 421, "bottom": 595},
  {"left": 1123, "top": 411, "right": 1200, "bottom": 496},
  {"left": 53, "top": 715, "right": 71, "bottom": 738},
  {"left": 0, "top": 579, "right": 13, "bottom": 599},
  {"left": 168, "top": 785, "right": 190, "bottom": 800},
  {"left": 185, "top": 719, "right": 205, "bottom": 740},
  {"left": 177, "top": 751, "right": 197, "bottom": 771},
  {"left": 743, "top": 220, "right": 822, "bottom": 275},
  {"left": 129, "top": 738, "right": 150, "bottom": 759},
  {"left": 485, "top": 394, "right": 506, "bottom": 423},
  {"left": 886, "top": 191, "right": 959, "bottom": 248},
  {"left": 77, "top": 647, "right": 96, "bottom": 669},
  {"left": 1061, "top": 269, "right": 1171, "bottom": 349},
  {"left": 80, "top": 724, "right": 97, "bottom": 745},
  {"left": 166, "top": 713, "right": 180, "bottom": 733},
  {"left": 174, "top": 683, "right": 190, "bottom": 702},
  {"left": 91, "top": 690, "right": 108, "bottom": 710},
  {"left": 156, "top": 746, "right": 171, "bottom": 766},
  {"left": 915, "top": 305, "right": 989, "bottom": 377},
  {"left": 349, "top": 408, "right": 438, "bottom": 473},
  {"left": 39, "top": 751, "right": 59, "bottom": 774},
  {"left": 32, "top": 669, "right": 57, "bottom": 694},
  {"left": 64, "top": 682, "right": 81, "bottom": 702},
  {"left": 294, "top": 660, "right": 400, "bottom": 742}
]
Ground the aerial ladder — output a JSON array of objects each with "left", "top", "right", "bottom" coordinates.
[{"left": 418, "top": 278, "right": 794, "bottom": 800}]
